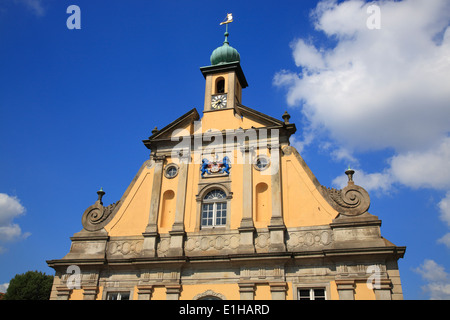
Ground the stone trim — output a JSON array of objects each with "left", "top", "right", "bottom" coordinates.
[
  {"left": 137, "top": 285, "right": 154, "bottom": 300},
  {"left": 166, "top": 284, "right": 182, "bottom": 300},
  {"left": 82, "top": 286, "right": 99, "bottom": 300},
  {"left": 55, "top": 286, "right": 72, "bottom": 300},
  {"left": 335, "top": 279, "right": 356, "bottom": 300},
  {"left": 269, "top": 282, "right": 287, "bottom": 300},
  {"left": 238, "top": 282, "right": 256, "bottom": 300},
  {"left": 373, "top": 279, "right": 393, "bottom": 300},
  {"left": 193, "top": 290, "right": 227, "bottom": 300}
]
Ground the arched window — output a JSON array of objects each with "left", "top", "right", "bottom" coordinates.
[
  {"left": 198, "top": 296, "right": 222, "bottom": 300},
  {"left": 201, "top": 189, "right": 227, "bottom": 228},
  {"left": 216, "top": 78, "right": 225, "bottom": 94}
]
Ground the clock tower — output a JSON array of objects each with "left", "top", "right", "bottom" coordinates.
[{"left": 200, "top": 29, "right": 248, "bottom": 113}]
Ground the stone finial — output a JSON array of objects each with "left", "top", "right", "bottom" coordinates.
[
  {"left": 282, "top": 111, "right": 290, "bottom": 124},
  {"left": 152, "top": 127, "right": 158, "bottom": 135},
  {"left": 97, "top": 187, "right": 105, "bottom": 204},
  {"left": 345, "top": 168, "right": 355, "bottom": 185}
]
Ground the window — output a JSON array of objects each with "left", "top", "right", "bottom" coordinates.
[
  {"left": 201, "top": 189, "right": 227, "bottom": 228},
  {"left": 164, "top": 164, "right": 179, "bottom": 179},
  {"left": 254, "top": 155, "right": 270, "bottom": 171},
  {"left": 216, "top": 78, "right": 225, "bottom": 94},
  {"left": 298, "top": 288, "right": 326, "bottom": 300},
  {"left": 106, "top": 292, "right": 130, "bottom": 300},
  {"left": 198, "top": 296, "right": 222, "bottom": 300}
]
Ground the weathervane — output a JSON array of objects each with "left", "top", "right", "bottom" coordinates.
[{"left": 220, "top": 13, "right": 233, "bottom": 39}]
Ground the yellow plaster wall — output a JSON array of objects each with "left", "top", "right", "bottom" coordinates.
[
  {"left": 282, "top": 154, "right": 338, "bottom": 227},
  {"left": 355, "top": 281, "right": 376, "bottom": 300},
  {"left": 97, "top": 286, "right": 103, "bottom": 300},
  {"left": 254, "top": 284, "right": 271, "bottom": 300},
  {"left": 230, "top": 163, "right": 244, "bottom": 229},
  {"left": 151, "top": 286, "right": 167, "bottom": 300},
  {"left": 184, "top": 162, "right": 200, "bottom": 233},
  {"left": 240, "top": 115, "right": 270, "bottom": 130},
  {"left": 69, "top": 289, "right": 83, "bottom": 300},
  {"left": 253, "top": 166, "right": 272, "bottom": 228},
  {"left": 170, "top": 121, "right": 194, "bottom": 138},
  {"left": 329, "top": 281, "right": 340, "bottom": 300},
  {"left": 201, "top": 108, "right": 272, "bottom": 133},
  {"left": 285, "top": 282, "right": 294, "bottom": 300},
  {"left": 105, "top": 165, "right": 154, "bottom": 236},
  {"left": 158, "top": 160, "right": 179, "bottom": 234},
  {"left": 201, "top": 109, "right": 240, "bottom": 132}
]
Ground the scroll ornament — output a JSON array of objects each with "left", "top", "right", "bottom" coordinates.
[
  {"left": 81, "top": 188, "right": 120, "bottom": 231},
  {"left": 321, "top": 169, "right": 370, "bottom": 216}
]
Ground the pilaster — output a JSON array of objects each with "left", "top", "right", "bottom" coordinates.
[
  {"left": 238, "top": 282, "right": 256, "bottom": 300},
  {"left": 142, "top": 155, "right": 165, "bottom": 257},
  {"left": 238, "top": 145, "right": 256, "bottom": 254},
  {"left": 82, "top": 286, "right": 99, "bottom": 300},
  {"left": 269, "top": 282, "right": 287, "bottom": 300},
  {"left": 137, "top": 285, "right": 154, "bottom": 300},
  {"left": 374, "top": 279, "right": 393, "bottom": 300},
  {"left": 336, "top": 279, "right": 356, "bottom": 300},
  {"left": 166, "top": 284, "right": 182, "bottom": 300},
  {"left": 168, "top": 157, "right": 189, "bottom": 256},
  {"left": 268, "top": 143, "right": 286, "bottom": 252},
  {"left": 55, "top": 286, "right": 72, "bottom": 300}
]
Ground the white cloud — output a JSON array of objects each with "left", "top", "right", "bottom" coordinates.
[
  {"left": 437, "top": 192, "right": 450, "bottom": 248},
  {"left": 275, "top": 0, "right": 450, "bottom": 256},
  {"left": 438, "top": 192, "right": 450, "bottom": 227},
  {"left": 389, "top": 137, "right": 450, "bottom": 190},
  {"left": 275, "top": 0, "right": 450, "bottom": 154},
  {"left": 275, "top": 0, "right": 450, "bottom": 195},
  {"left": 0, "top": 193, "right": 30, "bottom": 253},
  {"left": 414, "top": 259, "right": 450, "bottom": 299},
  {"left": 289, "top": 133, "right": 315, "bottom": 154},
  {"left": 437, "top": 233, "right": 450, "bottom": 249},
  {"left": 0, "top": 193, "right": 25, "bottom": 225},
  {"left": 291, "top": 39, "right": 326, "bottom": 72},
  {"left": 0, "top": 283, "right": 9, "bottom": 293}
]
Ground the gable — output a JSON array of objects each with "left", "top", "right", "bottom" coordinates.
[{"left": 143, "top": 108, "right": 200, "bottom": 149}]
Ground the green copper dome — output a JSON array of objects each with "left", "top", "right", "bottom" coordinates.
[{"left": 210, "top": 32, "right": 240, "bottom": 65}]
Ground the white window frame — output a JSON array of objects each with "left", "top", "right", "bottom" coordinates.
[
  {"left": 297, "top": 287, "right": 326, "bottom": 300},
  {"left": 293, "top": 282, "right": 331, "bottom": 300},
  {"left": 201, "top": 190, "right": 227, "bottom": 228},
  {"left": 106, "top": 291, "right": 131, "bottom": 300}
]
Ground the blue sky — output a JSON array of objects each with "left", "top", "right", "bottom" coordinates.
[{"left": 1, "top": 0, "right": 449, "bottom": 300}]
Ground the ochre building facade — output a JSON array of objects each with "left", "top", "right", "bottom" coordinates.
[{"left": 47, "top": 30, "right": 406, "bottom": 300}]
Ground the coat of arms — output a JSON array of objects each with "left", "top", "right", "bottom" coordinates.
[{"left": 200, "top": 156, "right": 231, "bottom": 177}]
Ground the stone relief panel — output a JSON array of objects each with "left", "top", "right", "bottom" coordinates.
[
  {"left": 255, "top": 230, "right": 270, "bottom": 253},
  {"left": 107, "top": 238, "right": 143, "bottom": 258},
  {"left": 156, "top": 235, "right": 171, "bottom": 257},
  {"left": 286, "top": 227, "right": 334, "bottom": 251},
  {"left": 105, "top": 227, "right": 334, "bottom": 259},
  {"left": 184, "top": 231, "right": 240, "bottom": 256}
]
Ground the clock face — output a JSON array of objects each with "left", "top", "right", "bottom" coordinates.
[{"left": 211, "top": 94, "right": 227, "bottom": 109}]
